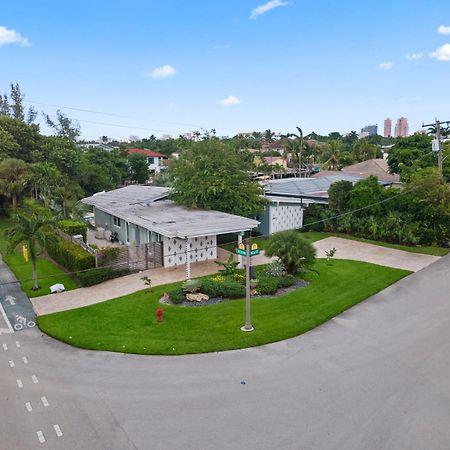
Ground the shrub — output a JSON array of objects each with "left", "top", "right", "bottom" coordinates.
[
  {"left": 77, "top": 267, "right": 129, "bottom": 287},
  {"left": 265, "top": 231, "right": 316, "bottom": 274},
  {"left": 276, "top": 274, "right": 296, "bottom": 288},
  {"left": 232, "top": 273, "right": 245, "bottom": 283},
  {"left": 256, "top": 276, "right": 279, "bottom": 295},
  {"left": 202, "top": 277, "right": 245, "bottom": 298},
  {"left": 266, "top": 260, "right": 286, "bottom": 277},
  {"left": 215, "top": 254, "right": 239, "bottom": 276},
  {"left": 168, "top": 287, "right": 185, "bottom": 304},
  {"left": 58, "top": 219, "right": 87, "bottom": 242},
  {"left": 45, "top": 234, "right": 95, "bottom": 272},
  {"left": 183, "top": 279, "right": 202, "bottom": 293},
  {"left": 97, "top": 246, "right": 121, "bottom": 266}
]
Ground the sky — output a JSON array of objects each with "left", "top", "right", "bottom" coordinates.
[{"left": 1, "top": 0, "right": 450, "bottom": 140}]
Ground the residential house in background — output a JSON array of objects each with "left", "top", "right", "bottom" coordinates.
[{"left": 127, "top": 148, "right": 168, "bottom": 173}]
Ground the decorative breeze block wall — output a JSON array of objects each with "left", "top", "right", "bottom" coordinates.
[
  {"left": 270, "top": 204, "right": 304, "bottom": 234},
  {"left": 163, "top": 235, "right": 217, "bottom": 267}
]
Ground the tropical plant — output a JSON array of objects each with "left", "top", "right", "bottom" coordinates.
[
  {"left": 266, "top": 260, "right": 286, "bottom": 277},
  {"left": 215, "top": 253, "right": 239, "bottom": 276},
  {"left": 265, "top": 231, "right": 316, "bottom": 274},
  {"left": 182, "top": 279, "right": 202, "bottom": 293},
  {"left": 0, "top": 158, "right": 29, "bottom": 208},
  {"left": 7, "top": 213, "right": 53, "bottom": 290}
]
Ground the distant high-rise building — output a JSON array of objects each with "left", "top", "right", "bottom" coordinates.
[
  {"left": 394, "top": 117, "right": 409, "bottom": 137},
  {"left": 360, "top": 124, "right": 378, "bottom": 137},
  {"left": 384, "top": 118, "right": 392, "bottom": 138}
]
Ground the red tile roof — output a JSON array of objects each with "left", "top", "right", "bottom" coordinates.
[{"left": 128, "top": 148, "right": 167, "bottom": 158}]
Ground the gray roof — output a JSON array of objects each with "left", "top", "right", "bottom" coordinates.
[
  {"left": 264, "top": 175, "right": 366, "bottom": 198},
  {"left": 83, "top": 186, "right": 259, "bottom": 238},
  {"left": 83, "top": 185, "right": 171, "bottom": 209}
]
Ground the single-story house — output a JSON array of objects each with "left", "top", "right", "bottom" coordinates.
[
  {"left": 128, "top": 148, "right": 168, "bottom": 173},
  {"left": 258, "top": 174, "right": 396, "bottom": 235},
  {"left": 82, "top": 186, "right": 259, "bottom": 276}
]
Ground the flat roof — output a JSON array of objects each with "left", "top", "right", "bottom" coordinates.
[{"left": 83, "top": 187, "right": 259, "bottom": 238}]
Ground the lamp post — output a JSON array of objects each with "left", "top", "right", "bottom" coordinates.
[{"left": 240, "top": 241, "right": 254, "bottom": 332}]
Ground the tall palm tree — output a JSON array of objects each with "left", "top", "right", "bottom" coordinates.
[
  {"left": 7, "top": 214, "right": 52, "bottom": 291},
  {"left": 0, "top": 158, "right": 29, "bottom": 208}
]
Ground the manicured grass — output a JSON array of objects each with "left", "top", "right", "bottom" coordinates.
[
  {"left": 38, "top": 259, "right": 410, "bottom": 355},
  {"left": 0, "top": 218, "right": 79, "bottom": 297},
  {"left": 221, "top": 231, "right": 448, "bottom": 257}
]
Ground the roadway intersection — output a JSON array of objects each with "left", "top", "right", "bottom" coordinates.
[{"left": 1, "top": 255, "right": 450, "bottom": 449}]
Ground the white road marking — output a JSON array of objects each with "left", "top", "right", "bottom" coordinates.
[
  {"left": 25, "top": 402, "right": 32, "bottom": 412},
  {"left": 15, "top": 341, "right": 20, "bottom": 348},
  {"left": 5, "top": 295, "right": 16, "bottom": 306},
  {"left": 0, "top": 327, "right": 12, "bottom": 335},
  {"left": 53, "top": 424, "right": 63, "bottom": 437},
  {"left": 16, "top": 379, "right": 23, "bottom": 388},
  {"left": 2, "top": 343, "right": 7, "bottom": 351},
  {"left": 8, "top": 360, "right": 15, "bottom": 368},
  {"left": 0, "top": 303, "right": 14, "bottom": 333},
  {"left": 22, "top": 356, "right": 28, "bottom": 364},
  {"left": 41, "top": 396, "right": 49, "bottom": 407},
  {"left": 37, "top": 430, "right": 45, "bottom": 443},
  {"left": 31, "top": 374, "right": 38, "bottom": 384}
]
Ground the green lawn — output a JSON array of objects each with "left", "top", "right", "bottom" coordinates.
[
  {"left": 38, "top": 259, "right": 410, "bottom": 355},
  {"left": 0, "top": 218, "right": 79, "bottom": 297},
  {"left": 221, "top": 231, "right": 448, "bottom": 257}
]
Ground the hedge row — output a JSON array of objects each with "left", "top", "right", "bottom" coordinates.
[
  {"left": 45, "top": 234, "right": 95, "bottom": 272},
  {"left": 58, "top": 219, "right": 88, "bottom": 242},
  {"left": 77, "top": 267, "right": 130, "bottom": 287}
]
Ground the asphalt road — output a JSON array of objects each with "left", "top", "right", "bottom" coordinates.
[{"left": 1, "top": 255, "right": 450, "bottom": 449}]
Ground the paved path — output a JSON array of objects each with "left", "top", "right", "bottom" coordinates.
[
  {"left": 0, "top": 256, "right": 36, "bottom": 333},
  {"left": 31, "top": 240, "right": 439, "bottom": 317},
  {"left": 314, "top": 236, "right": 440, "bottom": 272},
  {"left": 1, "top": 255, "right": 450, "bottom": 449}
]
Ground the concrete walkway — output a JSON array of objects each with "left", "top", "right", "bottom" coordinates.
[
  {"left": 31, "top": 239, "right": 439, "bottom": 317},
  {"left": 313, "top": 237, "right": 440, "bottom": 272}
]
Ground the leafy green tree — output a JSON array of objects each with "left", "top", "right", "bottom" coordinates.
[
  {"left": 349, "top": 176, "right": 384, "bottom": 216},
  {"left": 29, "top": 162, "right": 62, "bottom": 199},
  {"left": 7, "top": 214, "right": 52, "bottom": 290},
  {"left": 0, "top": 128, "right": 20, "bottom": 159},
  {"left": 40, "top": 136, "right": 82, "bottom": 178},
  {"left": 171, "top": 140, "right": 266, "bottom": 217},
  {"left": 0, "top": 158, "right": 29, "bottom": 208},
  {"left": 352, "top": 140, "right": 379, "bottom": 162},
  {"left": 328, "top": 180, "right": 353, "bottom": 213},
  {"left": 265, "top": 231, "right": 316, "bottom": 274},
  {"left": 128, "top": 153, "right": 149, "bottom": 184},
  {"left": 44, "top": 110, "right": 81, "bottom": 141}
]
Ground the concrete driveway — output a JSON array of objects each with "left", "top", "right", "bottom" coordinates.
[
  {"left": 2, "top": 255, "right": 450, "bottom": 449},
  {"left": 314, "top": 237, "right": 440, "bottom": 272}
]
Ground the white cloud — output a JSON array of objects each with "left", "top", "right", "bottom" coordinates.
[
  {"left": 145, "top": 65, "right": 176, "bottom": 79},
  {"left": 430, "top": 44, "right": 450, "bottom": 61},
  {"left": 379, "top": 61, "right": 393, "bottom": 70},
  {"left": 405, "top": 52, "right": 423, "bottom": 60},
  {"left": 219, "top": 95, "right": 242, "bottom": 107},
  {"left": 0, "top": 26, "right": 30, "bottom": 47},
  {"left": 250, "top": 0, "right": 288, "bottom": 19},
  {"left": 438, "top": 25, "right": 450, "bottom": 35}
]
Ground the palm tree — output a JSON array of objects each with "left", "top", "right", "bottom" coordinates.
[
  {"left": 7, "top": 214, "right": 52, "bottom": 291},
  {"left": 0, "top": 158, "right": 29, "bottom": 208}
]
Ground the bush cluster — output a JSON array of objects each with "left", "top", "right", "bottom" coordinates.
[
  {"left": 77, "top": 267, "right": 129, "bottom": 287},
  {"left": 45, "top": 234, "right": 95, "bottom": 272},
  {"left": 168, "top": 287, "right": 185, "bottom": 304},
  {"left": 58, "top": 219, "right": 87, "bottom": 242},
  {"left": 202, "top": 278, "right": 246, "bottom": 298}
]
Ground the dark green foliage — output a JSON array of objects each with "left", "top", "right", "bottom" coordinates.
[
  {"left": 328, "top": 180, "right": 353, "bottom": 213},
  {"left": 128, "top": 153, "right": 149, "bottom": 184},
  {"left": 45, "top": 234, "right": 95, "bottom": 272},
  {"left": 202, "top": 278, "right": 246, "bottom": 298},
  {"left": 303, "top": 203, "right": 325, "bottom": 231},
  {"left": 58, "top": 220, "right": 87, "bottom": 241},
  {"left": 256, "top": 276, "right": 279, "bottom": 295},
  {"left": 77, "top": 267, "right": 129, "bottom": 287},
  {"left": 171, "top": 140, "right": 266, "bottom": 218},
  {"left": 265, "top": 231, "right": 317, "bottom": 274},
  {"left": 22, "top": 198, "right": 53, "bottom": 219},
  {"left": 168, "top": 287, "right": 185, "bottom": 304},
  {"left": 276, "top": 274, "right": 296, "bottom": 288}
]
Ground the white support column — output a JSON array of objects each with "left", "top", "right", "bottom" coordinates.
[
  {"left": 237, "top": 232, "right": 244, "bottom": 268},
  {"left": 185, "top": 239, "right": 191, "bottom": 280}
]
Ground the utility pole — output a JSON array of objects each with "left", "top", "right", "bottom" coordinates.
[{"left": 423, "top": 118, "right": 450, "bottom": 179}]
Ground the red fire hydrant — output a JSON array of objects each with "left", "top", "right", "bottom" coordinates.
[{"left": 156, "top": 307, "right": 163, "bottom": 322}]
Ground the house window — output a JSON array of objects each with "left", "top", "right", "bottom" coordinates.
[{"left": 113, "top": 216, "right": 121, "bottom": 227}]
